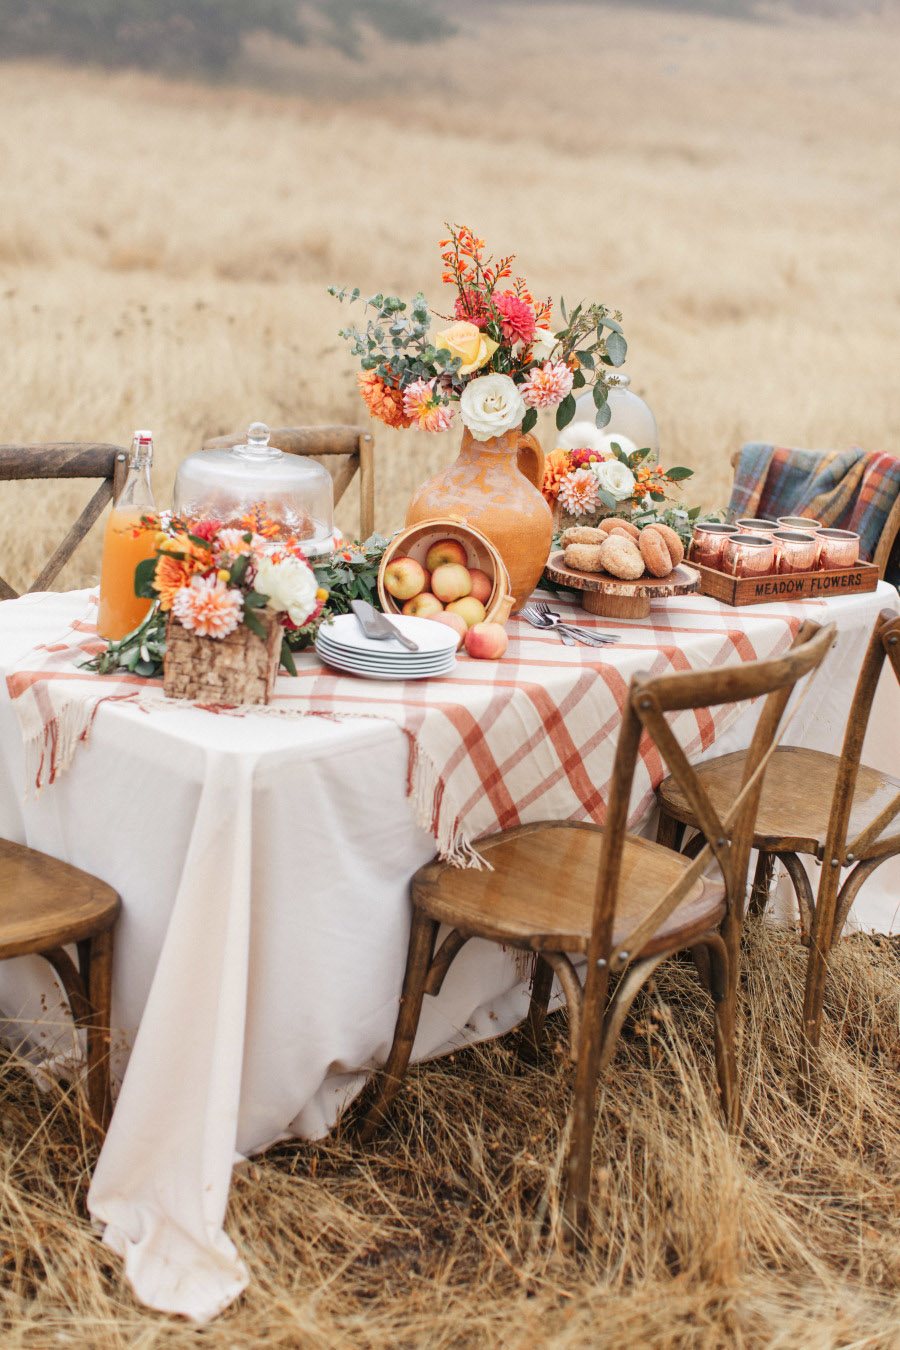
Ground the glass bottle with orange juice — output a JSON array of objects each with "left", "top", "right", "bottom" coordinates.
[{"left": 97, "top": 430, "right": 158, "bottom": 640}]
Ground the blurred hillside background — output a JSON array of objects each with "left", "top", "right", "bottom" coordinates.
[{"left": 0, "top": 0, "right": 898, "bottom": 590}]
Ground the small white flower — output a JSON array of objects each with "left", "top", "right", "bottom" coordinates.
[
  {"left": 254, "top": 554, "right": 319, "bottom": 627},
  {"left": 591, "top": 458, "right": 637, "bottom": 501},
  {"left": 459, "top": 373, "right": 526, "bottom": 442},
  {"left": 530, "top": 327, "right": 559, "bottom": 362}
]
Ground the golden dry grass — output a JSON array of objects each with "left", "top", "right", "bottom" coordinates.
[
  {"left": 1, "top": 923, "right": 898, "bottom": 1346},
  {"left": 1, "top": 3, "right": 899, "bottom": 591},
  {"left": 1, "top": 5, "right": 899, "bottom": 1343}
]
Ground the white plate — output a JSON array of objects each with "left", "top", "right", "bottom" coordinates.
[
  {"left": 318, "top": 612, "right": 459, "bottom": 657},
  {"left": 315, "top": 645, "right": 456, "bottom": 681},
  {"left": 315, "top": 635, "right": 456, "bottom": 669}
]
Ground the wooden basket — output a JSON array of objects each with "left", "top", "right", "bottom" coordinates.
[
  {"left": 377, "top": 518, "right": 514, "bottom": 625},
  {"left": 163, "top": 613, "right": 283, "bottom": 705},
  {"left": 691, "top": 552, "right": 879, "bottom": 607}
]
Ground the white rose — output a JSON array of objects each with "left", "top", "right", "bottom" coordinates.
[
  {"left": 591, "top": 458, "right": 636, "bottom": 501},
  {"left": 459, "top": 373, "right": 527, "bottom": 442},
  {"left": 530, "top": 328, "right": 559, "bottom": 361},
  {"left": 254, "top": 555, "right": 319, "bottom": 627}
]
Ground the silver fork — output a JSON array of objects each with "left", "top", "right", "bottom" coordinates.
[
  {"left": 533, "top": 600, "right": 621, "bottom": 645},
  {"left": 522, "top": 602, "right": 619, "bottom": 647}
]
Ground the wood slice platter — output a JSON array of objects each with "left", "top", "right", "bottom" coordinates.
[{"left": 543, "top": 551, "right": 700, "bottom": 619}]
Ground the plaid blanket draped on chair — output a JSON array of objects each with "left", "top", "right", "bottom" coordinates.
[{"left": 728, "top": 443, "right": 900, "bottom": 582}]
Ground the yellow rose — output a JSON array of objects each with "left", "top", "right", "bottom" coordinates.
[{"left": 434, "top": 320, "right": 498, "bottom": 375}]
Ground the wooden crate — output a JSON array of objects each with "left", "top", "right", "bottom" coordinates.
[
  {"left": 163, "top": 613, "right": 283, "bottom": 705},
  {"left": 693, "top": 557, "right": 879, "bottom": 606}
]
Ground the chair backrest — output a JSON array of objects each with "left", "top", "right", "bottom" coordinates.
[
  {"left": 0, "top": 443, "right": 129, "bottom": 598},
  {"left": 822, "top": 608, "right": 900, "bottom": 866},
  {"left": 202, "top": 426, "right": 375, "bottom": 542},
  {"left": 589, "top": 621, "right": 836, "bottom": 973}
]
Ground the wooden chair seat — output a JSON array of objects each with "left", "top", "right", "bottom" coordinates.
[
  {"left": 0, "top": 839, "right": 120, "bottom": 959},
  {"left": 413, "top": 823, "right": 726, "bottom": 957},
  {"left": 658, "top": 746, "right": 900, "bottom": 859}
]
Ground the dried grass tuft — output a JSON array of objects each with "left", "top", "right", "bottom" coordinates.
[{"left": 0, "top": 923, "right": 897, "bottom": 1346}]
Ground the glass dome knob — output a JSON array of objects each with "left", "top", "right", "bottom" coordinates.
[{"left": 234, "top": 421, "right": 281, "bottom": 461}]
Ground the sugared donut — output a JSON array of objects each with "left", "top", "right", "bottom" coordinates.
[
  {"left": 639, "top": 527, "right": 674, "bottom": 578},
  {"left": 599, "top": 534, "right": 645, "bottom": 580},
  {"left": 646, "top": 522, "right": 685, "bottom": 568},
  {"left": 564, "top": 543, "right": 605, "bottom": 573},
  {"left": 561, "top": 526, "right": 606, "bottom": 547},
  {"left": 598, "top": 516, "right": 640, "bottom": 541}
]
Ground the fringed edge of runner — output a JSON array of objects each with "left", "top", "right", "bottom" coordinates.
[{"left": 26, "top": 691, "right": 146, "bottom": 793}]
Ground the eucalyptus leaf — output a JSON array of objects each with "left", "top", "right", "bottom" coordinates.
[
  {"left": 521, "top": 407, "right": 538, "bottom": 434},
  {"left": 243, "top": 610, "right": 267, "bottom": 640},
  {"left": 666, "top": 466, "right": 695, "bottom": 480},
  {"left": 576, "top": 349, "right": 594, "bottom": 370},
  {"left": 594, "top": 401, "right": 612, "bottom": 429},
  {"left": 555, "top": 394, "right": 576, "bottom": 430},
  {"left": 592, "top": 382, "right": 608, "bottom": 409},
  {"left": 606, "top": 331, "right": 627, "bottom": 366}
]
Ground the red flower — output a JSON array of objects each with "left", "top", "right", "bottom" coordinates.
[
  {"left": 494, "top": 290, "right": 537, "bottom": 346},
  {"left": 191, "top": 518, "right": 223, "bottom": 542},
  {"left": 570, "top": 448, "right": 604, "bottom": 468},
  {"left": 453, "top": 288, "right": 492, "bottom": 329}
]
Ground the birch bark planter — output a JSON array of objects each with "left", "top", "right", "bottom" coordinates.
[{"left": 163, "top": 614, "right": 283, "bottom": 705}]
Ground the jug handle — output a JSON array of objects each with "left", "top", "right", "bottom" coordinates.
[{"left": 516, "top": 431, "right": 545, "bottom": 493}]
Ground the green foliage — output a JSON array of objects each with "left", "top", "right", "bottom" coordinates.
[
  {"left": 82, "top": 605, "right": 167, "bottom": 677},
  {"left": 286, "top": 534, "right": 391, "bottom": 651},
  {"left": 329, "top": 288, "right": 459, "bottom": 397},
  {"left": 0, "top": 0, "right": 453, "bottom": 76}
]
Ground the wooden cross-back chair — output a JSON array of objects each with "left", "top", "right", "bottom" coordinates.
[
  {"left": 0, "top": 443, "right": 129, "bottom": 597},
  {"left": 203, "top": 426, "right": 375, "bottom": 541},
  {"left": 355, "top": 621, "right": 834, "bottom": 1241},
  {"left": 0, "top": 442, "right": 125, "bottom": 1133},
  {"left": 658, "top": 608, "right": 900, "bottom": 1054}
]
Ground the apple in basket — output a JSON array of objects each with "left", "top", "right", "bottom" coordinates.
[
  {"left": 383, "top": 556, "right": 427, "bottom": 601},
  {"left": 428, "top": 611, "right": 468, "bottom": 648},
  {"left": 446, "top": 596, "right": 486, "bottom": 628},
  {"left": 431, "top": 563, "right": 473, "bottom": 604},
  {"left": 468, "top": 568, "right": 492, "bottom": 605},
  {"left": 465, "top": 622, "right": 509, "bottom": 661},
  {"left": 425, "top": 538, "right": 467, "bottom": 572},
  {"left": 402, "top": 592, "right": 444, "bottom": 618}
]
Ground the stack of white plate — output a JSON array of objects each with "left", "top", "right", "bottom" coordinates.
[{"left": 315, "top": 613, "right": 459, "bottom": 680}]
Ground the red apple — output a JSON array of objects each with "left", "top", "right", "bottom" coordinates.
[
  {"left": 425, "top": 538, "right": 468, "bottom": 572},
  {"left": 428, "top": 611, "right": 467, "bottom": 648},
  {"left": 468, "top": 568, "right": 493, "bottom": 604},
  {"left": 402, "top": 592, "right": 444, "bottom": 618},
  {"left": 383, "top": 556, "right": 427, "bottom": 601},
  {"left": 446, "top": 596, "right": 486, "bottom": 628},
  {"left": 465, "top": 621, "right": 509, "bottom": 660},
  {"left": 431, "top": 562, "right": 473, "bottom": 604}
]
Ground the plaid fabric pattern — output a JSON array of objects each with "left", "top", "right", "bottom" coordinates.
[
  {"left": 728, "top": 442, "right": 900, "bottom": 568},
  {"left": 7, "top": 589, "right": 815, "bottom": 864}
]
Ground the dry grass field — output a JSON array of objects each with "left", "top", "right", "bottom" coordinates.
[
  {"left": 1, "top": 2, "right": 899, "bottom": 590},
  {"left": 1, "top": 3, "right": 899, "bottom": 1345}
]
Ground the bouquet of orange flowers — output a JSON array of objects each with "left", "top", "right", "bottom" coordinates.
[{"left": 330, "top": 223, "right": 627, "bottom": 440}]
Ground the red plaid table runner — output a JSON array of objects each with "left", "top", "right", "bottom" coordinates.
[{"left": 5, "top": 589, "right": 817, "bottom": 864}]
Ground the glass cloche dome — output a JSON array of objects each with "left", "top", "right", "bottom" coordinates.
[
  {"left": 173, "top": 422, "right": 334, "bottom": 558},
  {"left": 571, "top": 373, "right": 660, "bottom": 464}
]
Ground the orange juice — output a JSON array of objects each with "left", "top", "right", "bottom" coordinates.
[{"left": 97, "top": 508, "right": 158, "bottom": 640}]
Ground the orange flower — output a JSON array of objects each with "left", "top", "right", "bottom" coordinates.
[
  {"left": 542, "top": 448, "right": 573, "bottom": 501},
  {"left": 154, "top": 554, "right": 194, "bottom": 612},
  {"left": 357, "top": 370, "right": 413, "bottom": 429}
]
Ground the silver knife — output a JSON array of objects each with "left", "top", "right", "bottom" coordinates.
[{"left": 350, "top": 599, "right": 420, "bottom": 652}]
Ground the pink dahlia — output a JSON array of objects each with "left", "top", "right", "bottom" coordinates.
[
  {"left": 402, "top": 378, "right": 455, "bottom": 433},
  {"left": 557, "top": 468, "right": 600, "bottom": 518},
  {"left": 494, "top": 290, "right": 537, "bottom": 346},
  {"left": 570, "top": 447, "right": 605, "bottom": 469},
  {"left": 173, "top": 574, "right": 243, "bottom": 639},
  {"left": 520, "top": 360, "right": 575, "bottom": 409},
  {"left": 453, "top": 288, "right": 492, "bottom": 329}
]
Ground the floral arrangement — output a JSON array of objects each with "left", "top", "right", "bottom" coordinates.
[
  {"left": 330, "top": 223, "right": 627, "bottom": 442},
  {"left": 542, "top": 440, "right": 699, "bottom": 541}
]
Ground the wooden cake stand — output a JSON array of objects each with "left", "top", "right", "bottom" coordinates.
[{"left": 544, "top": 551, "right": 700, "bottom": 620}]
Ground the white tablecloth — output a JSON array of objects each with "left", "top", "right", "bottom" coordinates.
[{"left": 0, "top": 584, "right": 896, "bottom": 1321}]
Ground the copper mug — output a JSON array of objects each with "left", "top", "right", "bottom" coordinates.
[
  {"left": 815, "top": 527, "right": 859, "bottom": 570},
  {"left": 735, "top": 517, "right": 778, "bottom": 535},
  {"left": 777, "top": 515, "right": 820, "bottom": 534},
  {"left": 772, "top": 528, "right": 818, "bottom": 574},
  {"left": 723, "top": 532, "right": 775, "bottom": 577},
  {"left": 690, "top": 522, "right": 738, "bottom": 569}
]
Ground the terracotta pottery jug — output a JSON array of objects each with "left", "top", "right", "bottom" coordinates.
[{"left": 405, "top": 425, "right": 552, "bottom": 611}]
